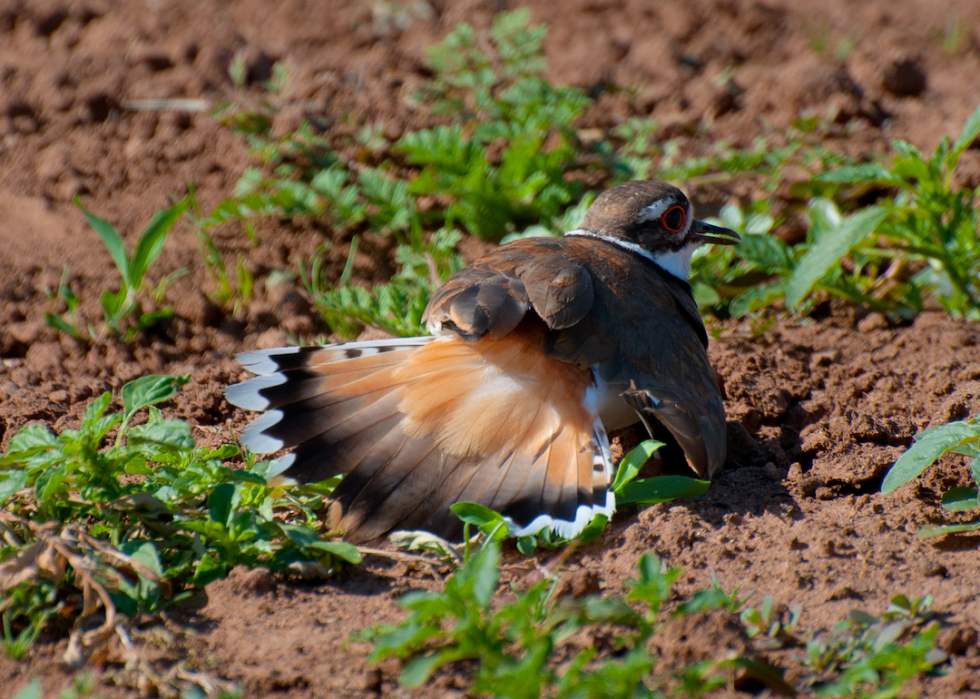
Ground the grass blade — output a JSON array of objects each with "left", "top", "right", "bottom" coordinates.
[
  {"left": 611, "top": 440, "right": 663, "bottom": 493},
  {"left": 812, "top": 163, "right": 905, "bottom": 187},
  {"left": 951, "top": 102, "right": 980, "bottom": 158},
  {"left": 75, "top": 195, "right": 131, "bottom": 287},
  {"left": 129, "top": 198, "right": 189, "bottom": 286},
  {"left": 43, "top": 312, "right": 83, "bottom": 341}
]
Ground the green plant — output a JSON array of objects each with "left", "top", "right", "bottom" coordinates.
[
  {"left": 394, "top": 9, "right": 590, "bottom": 239},
  {"left": 689, "top": 102, "right": 980, "bottom": 322},
  {"left": 743, "top": 592, "right": 944, "bottom": 697},
  {"left": 203, "top": 9, "right": 863, "bottom": 340},
  {"left": 45, "top": 267, "right": 89, "bottom": 341},
  {"left": 363, "top": 539, "right": 943, "bottom": 697},
  {"left": 186, "top": 187, "right": 256, "bottom": 313},
  {"left": 789, "top": 103, "right": 980, "bottom": 318},
  {"left": 196, "top": 228, "right": 255, "bottom": 312},
  {"left": 365, "top": 543, "right": 763, "bottom": 697},
  {"left": 0, "top": 374, "right": 359, "bottom": 664},
  {"left": 690, "top": 201, "right": 793, "bottom": 314},
  {"left": 205, "top": 11, "right": 980, "bottom": 337},
  {"left": 692, "top": 197, "right": 907, "bottom": 319},
  {"left": 445, "top": 440, "right": 710, "bottom": 555},
  {"left": 303, "top": 228, "right": 463, "bottom": 338},
  {"left": 805, "top": 596, "right": 944, "bottom": 697},
  {"left": 47, "top": 197, "right": 190, "bottom": 341},
  {"left": 881, "top": 415, "right": 980, "bottom": 538}
]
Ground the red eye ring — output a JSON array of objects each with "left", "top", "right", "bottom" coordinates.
[{"left": 661, "top": 205, "right": 687, "bottom": 233}]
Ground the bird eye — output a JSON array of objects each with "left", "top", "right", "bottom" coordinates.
[{"left": 661, "top": 205, "right": 687, "bottom": 233}]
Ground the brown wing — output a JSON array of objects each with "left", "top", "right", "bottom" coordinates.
[
  {"left": 546, "top": 236, "right": 726, "bottom": 477},
  {"left": 424, "top": 237, "right": 595, "bottom": 341}
]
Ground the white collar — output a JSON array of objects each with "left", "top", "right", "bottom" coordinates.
[{"left": 564, "top": 230, "right": 696, "bottom": 280}]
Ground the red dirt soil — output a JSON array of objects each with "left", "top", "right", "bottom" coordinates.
[{"left": 2, "top": 0, "right": 980, "bottom": 696}]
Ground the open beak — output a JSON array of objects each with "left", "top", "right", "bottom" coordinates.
[{"left": 692, "top": 220, "right": 740, "bottom": 246}]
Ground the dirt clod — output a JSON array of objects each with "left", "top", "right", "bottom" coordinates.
[{"left": 882, "top": 57, "right": 928, "bottom": 97}]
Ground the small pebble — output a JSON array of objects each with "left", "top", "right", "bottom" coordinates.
[{"left": 48, "top": 389, "right": 69, "bottom": 403}]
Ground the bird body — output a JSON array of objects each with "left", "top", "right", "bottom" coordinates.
[{"left": 226, "top": 181, "right": 738, "bottom": 543}]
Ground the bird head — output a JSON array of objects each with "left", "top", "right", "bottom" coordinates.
[{"left": 578, "top": 180, "right": 740, "bottom": 279}]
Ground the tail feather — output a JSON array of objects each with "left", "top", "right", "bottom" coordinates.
[
  {"left": 237, "top": 337, "right": 434, "bottom": 375},
  {"left": 225, "top": 333, "right": 617, "bottom": 542},
  {"left": 340, "top": 440, "right": 446, "bottom": 541},
  {"left": 229, "top": 345, "right": 419, "bottom": 416}
]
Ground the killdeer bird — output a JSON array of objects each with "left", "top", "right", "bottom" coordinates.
[{"left": 226, "top": 180, "right": 739, "bottom": 543}]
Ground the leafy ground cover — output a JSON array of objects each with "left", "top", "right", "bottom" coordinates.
[{"left": 2, "top": 0, "right": 980, "bottom": 697}]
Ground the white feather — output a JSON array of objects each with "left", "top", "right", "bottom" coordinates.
[
  {"left": 239, "top": 409, "right": 285, "bottom": 453},
  {"left": 237, "top": 347, "right": 301, "bottom": 376},
  {"left": 650, "top": 240, "right": 700, "bottom": 280},
  {"left": 225, "top": 373, "right": 287, "bottom": 410}
]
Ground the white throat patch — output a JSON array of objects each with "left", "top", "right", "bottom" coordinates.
[
  {"left": 565, "top": 231, "right": 697, "bottom": 280},
  {"left": 650, "top": 241, "right": 700, "bottom": 280}
]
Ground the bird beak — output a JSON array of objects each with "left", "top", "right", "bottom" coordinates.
[{"left": 692, "top": 220, "right": 740, "bottom": 246}]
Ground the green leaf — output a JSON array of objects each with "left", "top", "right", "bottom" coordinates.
[
  {"left": 785, "top": 206, "right": 889, "bottom": 308},
  {"left": 617, "top": 475, "right": 711, "bottom": 506},
  {"left": 81, "top": 391, "right": 113, "bottom": 425},
  {"left": 138, "top": 308, "right": 174, "bottom": 329},
  {"left": 940, "top": 487, "right": 979, "bottom": 511},
  {"left": 100, "top": 288, "right": 126, "bottom": 320},
  {"left": 738, "top": 233, "right": 795, "bottom": 273},
  {"left": 881, "top": 420, "right": 980, "bottom": 494},
  {"left": 208, "top": 483, "right": 236, "bottom": 527},
  {"left": 729, "top": 281, "right": 787, "bottom": 318},
  {"left": 575, "top": 513, "right": 608, "bottom": 544},
  {"left": 128, "top": 419, "right": 195, "bottom": 451},
  {"left": 310, "top": 540, "right": 363, "bottom": 565},
  {"left": 401, "top": 651, "right": 447, "bottom": 688},
  {"left": 812, "top": 163, "right": 905, "bottom": 187},
  {"left": 126, "top": 539, "right": 165, "bottom": 578},
  {"left": 469, "top": 540, "right": 501, "bottom": 607},
  {"left": 44, "top": 312, "right": 83, "bottom": 340},
  {"left": 0, "top": 470, "right": 28, "bottom": 504},
  {"left": 951, "top": 102, "right": 980, "bottom": 158},
  {"left": 1, "top": 424, "right": 59, "bottom": 464},
  {"left": 35, "top": 463, "right": 69, "bottom": 503},
  {"left": 675, "top": 586, "right": 737, "bottom": 615},
  {"left": 121, "top": 374, "right": 191, "bottom": 421},
  {"left": 450, "top": 502, "right": 510, "bottom": 540},
  {"left": 691, "top": 282, "right": 721, "bottom": 309},
  {"left": 75, "top": 195, "right": 131, "bottom": 286},
  {"left": 806, "top": 197, "right": 843, "bottom": 237},
  {"left": 129, "top": 198, "right": 189, "bottom": 286},
  {"left": 611, "top": 440, "right": 662, "bottom": 493},
  {"left": 918, "top": 522, "right": 980, "bottom": 538},
  {"left": 516, "top": 535, "right": 537, "bottom": 555},
  {"left": 627, "top": 552, "right": 680, "bottom": 615}
]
